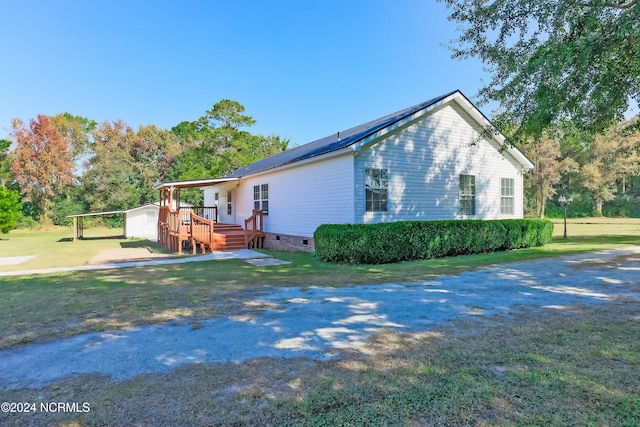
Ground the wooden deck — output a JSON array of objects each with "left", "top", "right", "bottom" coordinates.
[{"left": 158, "top": 207, "right": 265, "bottom": 254}]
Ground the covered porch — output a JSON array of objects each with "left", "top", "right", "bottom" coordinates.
[{"left": 155, "top": 178, "right": 265, "bottom": 254}]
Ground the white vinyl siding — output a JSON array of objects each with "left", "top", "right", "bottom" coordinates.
[
  {"left": 204, "top": 152, "right": 355, "bottom": 237},
  {"left": 355, "top": 102, "right": 524, "bottom": 222},
  {"left": 202, "top": 97, "right": 526, "bottom": 237},
  {"left": 204, "top": 184, "right": 234, "bottom": 224}
]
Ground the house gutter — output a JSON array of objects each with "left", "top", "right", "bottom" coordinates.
[
  {"left": 233, "top": 146, "right": 355, "bottom": 181},
  {"left": 154, "top": 177, "right": 240, "bottom": 191}
]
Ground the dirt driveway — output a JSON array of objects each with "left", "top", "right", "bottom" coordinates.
[
  {"left": 89, "top": 247, "right": 175, "bottom": 264},
  {"left": 1, "top": 247, "right": 639, "bottom": 391}
]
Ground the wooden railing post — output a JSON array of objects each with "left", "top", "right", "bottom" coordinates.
[
  {"left": 158, "top": 205, "right": 221, "bottom": 253},
  {"left": 209, "top": 214, "right": 214, "bottom": 251},
  {"left": 244, "top": 209, "right": 266, "bottom": 249}
]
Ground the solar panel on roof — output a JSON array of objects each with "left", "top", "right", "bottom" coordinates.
[{"left": 225, "top": 90, "right": 459, "bottom": 178}]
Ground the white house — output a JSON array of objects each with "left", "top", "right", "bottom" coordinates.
[{"left": 159, "top": 90, "right": 534, "bottom": 251}]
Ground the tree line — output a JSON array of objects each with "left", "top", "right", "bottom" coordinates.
[
  {"left": 3, "top": 0, "right": 638, "bottom": 232},
  {"left": 0, "top": 100, "right": 289, "bottom": 231},
  {"left": 2, "top": 98, "right": 639, "bottom": 235},
  {"left": 440, "top": 0, "right": 640, "bottom": 218},
  {"left": 515, "top": 116, "right": 640, "bottom": 218}
]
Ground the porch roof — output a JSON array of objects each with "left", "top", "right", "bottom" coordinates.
[{"left": 154, "top": 177, "right": 240, "bottom": 190}]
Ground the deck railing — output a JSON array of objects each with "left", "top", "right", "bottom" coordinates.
[
  {"left": 244, "top": 209, "right": 265, "bottom": 249},
  {"left": 190, "top": 212, "right": 214, "bottom": 253},
  {"left": 187, "top": 206, "right": 218, "bottom": 223},
  {"left": 158, "top": 206, "right": 218, "bottom": 254},
  {"left": 158, "top": 206, "right": 263, "bottom": 253}
]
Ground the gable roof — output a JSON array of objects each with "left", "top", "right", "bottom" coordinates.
[
  {"left": 157, "top": 90, "right": 533, "bottom": 191},
  {"left": 226, "top": 90, "right": 467, "bottom": 178}
]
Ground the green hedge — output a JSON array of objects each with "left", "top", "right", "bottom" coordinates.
[{"left": 314, "top": 219, "right": 554, "bottom": 264}]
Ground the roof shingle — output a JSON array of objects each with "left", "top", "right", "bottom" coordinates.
[{"left": 226, "top": 90, "right": 459, "bottom": 178}]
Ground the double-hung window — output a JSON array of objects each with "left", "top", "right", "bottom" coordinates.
[
  {"left": 459, "top": 174, "right": 476, "bottom": 215},
  {"left": 500, "top": 178, "right": 515, "bottom": 215},
  {"left": 365, "top": 168, "right": 388, "bottom": 212},
  {"left": 253, "top": 184, "right": 269, "bottom": 215}
]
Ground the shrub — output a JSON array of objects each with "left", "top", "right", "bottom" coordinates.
[
  {"left": 0, "top": 185, "right": 22, "bottom": 233},
  {"left": 15, "top": 216, "right": 38, "bottom": 229},
  {"left": 314, "top": 219, "right": 553, "bottom": 264}
]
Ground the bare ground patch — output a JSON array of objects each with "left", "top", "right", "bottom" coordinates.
[{"left": 89, "top": 247, "right": 176, "bottom": 265}]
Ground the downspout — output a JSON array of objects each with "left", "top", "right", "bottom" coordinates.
[{"left": 351, "top": 142, "right": 362, "bottom": 225}]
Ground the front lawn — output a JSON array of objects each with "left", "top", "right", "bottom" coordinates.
[
  {"left": 0, "top": 226, "right": 170, "bottom": 272},
  {"left": 1, "top": 219, "right": 639, "bottom": 348},
  {"left": 0, "top": 219, "right": 638, "bottom": 426}
]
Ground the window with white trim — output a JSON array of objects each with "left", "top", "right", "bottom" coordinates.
[
  {"left": 227, "top": 190, "right": 232, "bottom": 215},
  {"left": 365, "top": 168, "right": 388, "bottom": 212},
  {"left": 253, "top": 184, "right": 269, "bottom": 215},
  {"left": 501, "top": 178, "right": 515, "bottom": 215},
  {"left": 459, "top": 174, "right": 476, "bottom": 215}
]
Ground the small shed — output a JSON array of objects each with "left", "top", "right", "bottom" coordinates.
[{"left": 124, "top": 203, "right": 160, "bottom": 241}]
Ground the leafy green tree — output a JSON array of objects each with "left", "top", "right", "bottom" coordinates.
[
  {"left": 0, "top": 139, "right": 13, "bottom": 186},
  {"left": 203, "top": 99, "right": 256, "bottom": 130},
  {"left": 133, "top": 124, "right": 182, "bottom": 203},
  {"left": 82, "top": 121, "right": 181, "bottom": 212},
  {"left": 167, "top": 100, "right": 289, "bottom": 204},
  {"left": 81, "top": 120, "right": 139, "bottom": 212},
  {"left": 49, "top": 113, "right": 97, "bottom": 170},
  {"left": 521, "top": 134, "right": 578, "bottom": 217},
  {"left": 0, "top": 185, "right": 22, "bottom": 233},
  {"left": 441, "top": 0, "right": 640, "bottom": 139},
  {"left": 581, "top": 118, "right": 640, "bottom": 214}
]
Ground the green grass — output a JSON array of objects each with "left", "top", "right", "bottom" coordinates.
[
  {"left": 0, "top": 226, "right": 171, "bottom": 272},
  {"left": 2, "top": 301, "right": 638, "bottom": 426},
  {"left": 0, "top": 219, "right": 639, "bottom": 426},
  {"left": 0, "top": 218, "right": 637, "bottom": 273},
  {"left": 0, "top": 219, "right": 639, "bottom": 348}
]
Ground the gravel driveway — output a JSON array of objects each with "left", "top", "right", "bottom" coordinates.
[{"left": 1, "top": 247, "right": 639, "bottom": 390}]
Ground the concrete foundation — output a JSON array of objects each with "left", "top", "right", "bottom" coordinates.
[{"left": 263, "top": 232, "right": 314, "bottom": 251}]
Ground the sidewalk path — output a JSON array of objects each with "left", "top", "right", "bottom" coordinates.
[
  {"left": 1, "top": 247, "right": 639, "bottom": 390},
  {"left": 0, "top": 249, "right": 269, "bottom": 277}
]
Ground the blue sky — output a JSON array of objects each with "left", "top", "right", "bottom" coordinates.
[{"left": 0, "top": 0, "right": 491, "bottom": 146}]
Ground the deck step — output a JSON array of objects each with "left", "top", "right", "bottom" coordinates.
[
  {"left": 214, "top": 223, "right": 243, "bottom": 230},
  {"left": 210, "top": 227, "right": 247, "bottom": 251}
]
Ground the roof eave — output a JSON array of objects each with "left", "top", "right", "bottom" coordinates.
[
  {"left": 154, "top": 177, "right": 240, "bottom": 190},
  {"left": 452, "top": 92, "right": 534, "bottom": 171}
]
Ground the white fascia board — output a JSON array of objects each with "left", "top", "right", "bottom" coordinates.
[
  {"left": 66, "top": 209, "right": 126, "bottom": 218},
  {"left": 123, "top": 203, "right": 157, "bottom": 213},
  {"left": 353, "top": 91, "right": 534, "bottom": 171},
  {"left": 454, "top": 95, "right": 535, "bottom": 171},
  {"left": 234, "top": 147, "right": 354, "bottom": 180},
  {"left": 154, "top": 177, "right": 240, "bottom": 190},
  {"left": 352, "top": 92, "right": 460, "bottom": 152}
]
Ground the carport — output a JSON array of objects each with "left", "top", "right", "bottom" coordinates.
[{"left": 66, "top": 210, "right": 126, "bottom": 240}]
